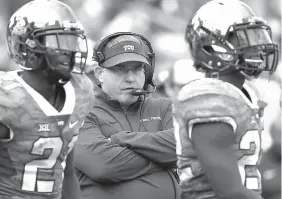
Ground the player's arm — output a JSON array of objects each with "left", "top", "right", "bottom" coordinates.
[
  {"left": 74, "top": 113, "right": 162, "bottom": 183},
  {"left": 191, "top": 122, "right": 263, "bottom": 199},
  {"left": 62, "top": 148, "right": 80, "bottom": 199}
]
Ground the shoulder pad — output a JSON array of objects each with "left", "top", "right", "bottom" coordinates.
[
  {"left": 71, "top": 73, "right": 93, "bottom": 90},
  {"left": 174, "top": 78, "right": 253, "bottom": 131},
  {"left": 177, "top": 78, "right": 243, "bottom": 102},
  {"left": 0, "top": 71, "right": 25, "bottom": 108},
  {"left": 71, "top": 73, "right": 94, "bottom": 102}
]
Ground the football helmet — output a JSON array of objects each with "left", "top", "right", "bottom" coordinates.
[
  {"left": 185, "top": 0, "right": 278, "bottom": 77},
  {"left": 7, "top": 0, "right": 88, "bottom": 84}
]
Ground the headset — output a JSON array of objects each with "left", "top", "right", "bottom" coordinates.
[{"left": 93, "top": 32, "right": 156, "bottom": 96}]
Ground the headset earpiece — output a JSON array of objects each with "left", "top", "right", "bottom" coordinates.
[
  {"left": 93, "top": 41, "right": 103, "bottom": 63},
  {"left": 144, "top": 51, "right": 155, "bottom": 86},
  {"left": 96, "top": 51, "right": 104, "bottom": 63}
]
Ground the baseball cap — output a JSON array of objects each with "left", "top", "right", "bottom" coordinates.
[{"left": 100, "top": 35, "right": 150, "bottom": 68}]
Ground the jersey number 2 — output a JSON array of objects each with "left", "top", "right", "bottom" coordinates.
[
  {"left": 21, "top": 136, "right": 77, "bottom": 193},
  {"left": 21, "top": 137, "right": 63, "bottom": 192},
  {"left": 238, "top": 130, "right": 261, "bottom": 190}
]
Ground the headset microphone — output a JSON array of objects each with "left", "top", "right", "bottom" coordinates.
[
  {"left": 130, "top": 84, "right": 156, "bottom": 96},
  {"left": 131, "top": 88, "right": 149, "bottom": 96}
]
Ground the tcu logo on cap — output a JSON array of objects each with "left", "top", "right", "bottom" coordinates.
[{"left": 123, "top": 45, "right": 134, "bottom": 51}]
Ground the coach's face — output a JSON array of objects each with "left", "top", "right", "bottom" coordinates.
[{"left": 97, "top": 61, "right": 146, "bottom": 107}]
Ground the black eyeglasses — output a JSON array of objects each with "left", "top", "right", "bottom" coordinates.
[{"left": 106, "top": 65, "right": 145, "bottom": 75}]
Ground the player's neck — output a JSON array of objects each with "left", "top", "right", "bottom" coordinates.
[
  {"left": 20, "top": 70, "right": 57, "bottom": 101},
  {"left": 219, "top": 73, "right": 245, "bottom": 90}
]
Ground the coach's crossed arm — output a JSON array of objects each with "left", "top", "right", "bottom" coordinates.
[{"left": 74, "top": 114, "right": 162, "bottom": 183}]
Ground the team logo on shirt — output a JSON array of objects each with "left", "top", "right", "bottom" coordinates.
[
  {"left": 38, "top": 124, "right": 50, "bottom": 132},
  {"left": 140, "top": 116, "right": 161, "bottom": 122},
  {"left": 57, "top": 121, "right": 65, "bottom": 126},
  {"left": 69, "top": 120, "right": 78, "bottom": 129}
]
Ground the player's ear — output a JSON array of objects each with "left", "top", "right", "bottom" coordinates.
[{"left": 94, "top": 65, "right": 104, "bottom": 83}]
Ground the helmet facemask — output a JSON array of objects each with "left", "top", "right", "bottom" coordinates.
[{"left": 225, "top": 21, "right": 278, "bottom": 77}]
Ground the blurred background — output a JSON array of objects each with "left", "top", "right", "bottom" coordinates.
[{"left": 0, "top": 1, "right": 280, "bottom": 199}]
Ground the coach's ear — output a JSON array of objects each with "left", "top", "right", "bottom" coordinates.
[{"left": 94, "top": 64, "right": 104, "bottom": 83}]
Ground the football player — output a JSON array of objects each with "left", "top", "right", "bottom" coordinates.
[
  {"left": 0, "top": 0, "right": 93, "bottom": 199},
  {"left": 173, "top": 1, "right": 279, "bottom": 199}
]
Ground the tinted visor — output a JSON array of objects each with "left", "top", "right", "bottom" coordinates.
[
  {"left": 44, "top": 34, "right": 87, "bottom": 53},
  {"left": 236, "top": 28, "right": 272, "bottom": 47}
]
